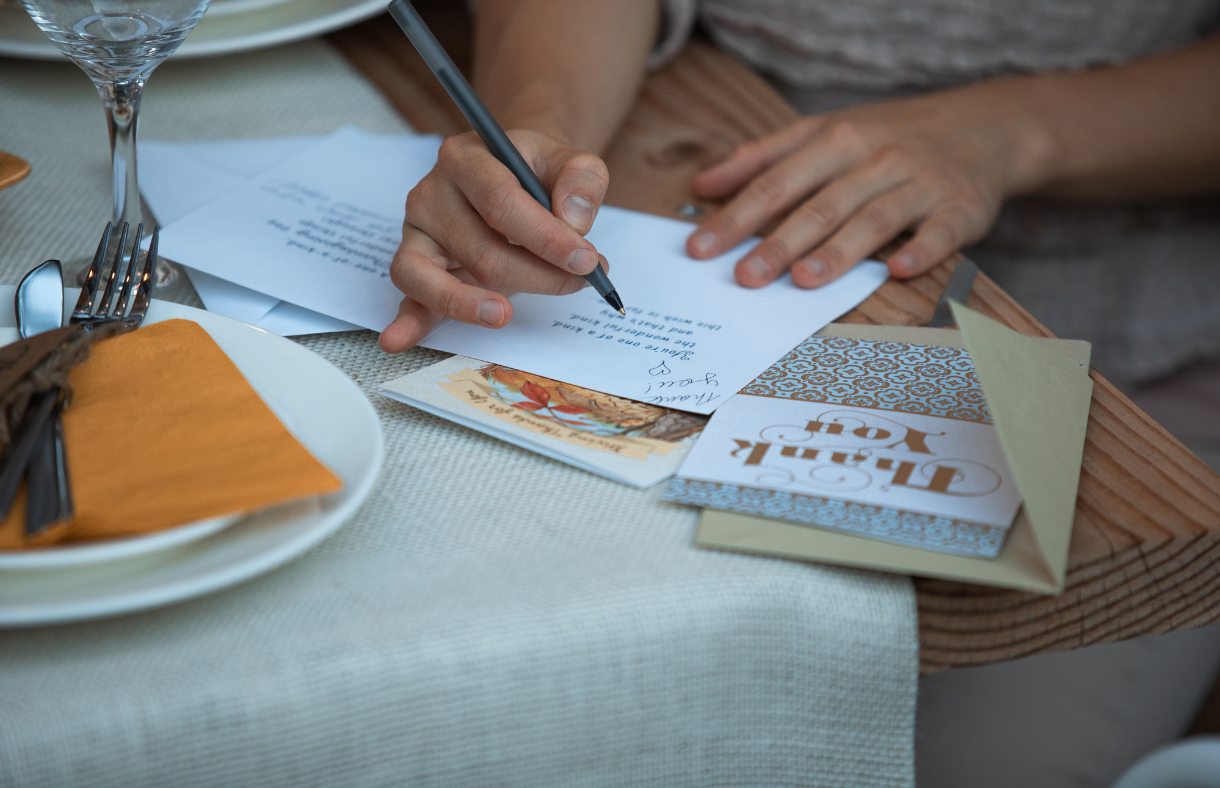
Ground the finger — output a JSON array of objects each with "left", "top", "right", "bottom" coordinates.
[
  {"left": 692, "top": 118, "right": 825, "bottom": 200},
  {"left": 687, "top": 135, "right": 855, "bottom": 259},
  {"left": 732, "top": 163, "right": 913, "bottom": 288},
  {"left": 440, "top": 134, "right": 601, "bottom": 276},
  {"left": 408, "top": 180, "right": 588, "bottom": 295},
  {"left": 379, "top": 296, "right": 444, "bottom": 353},
  {"left": 389, "top": 224, "right": 517, "bottom": 325},
  {"left": 789, "top": 183, "right": 933, "bottom": 288},
  {"left": 390, "top": 242, "right": 515, "bottom": 329},
  {"left": 546, "top": 150, "right": 609, "bottom": 235},
  {"left": 886, "top": 203, "right": 985, "bottom": 279}
]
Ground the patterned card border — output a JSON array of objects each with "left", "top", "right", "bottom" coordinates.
[
  {"left": 664, "top": 478, "right": 1007, "bottom": 558},
  {"left": 742, "top": 336, "right": 992, "bottom": 424}
]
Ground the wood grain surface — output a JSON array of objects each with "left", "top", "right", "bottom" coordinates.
[{"left": 330, "top": 11, "right": 1220, "bottom": 675}]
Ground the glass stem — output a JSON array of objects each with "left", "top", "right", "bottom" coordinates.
[{"left": 97, "top": 77, "right": 146, "bottom": 230}]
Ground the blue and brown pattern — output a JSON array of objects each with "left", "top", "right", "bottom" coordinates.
[
  {"left": 742, "top": 337, "right": 992, "bottom": 424},
  {"left": 664, "top": 478, "right": 1007, "bottom": 557}
]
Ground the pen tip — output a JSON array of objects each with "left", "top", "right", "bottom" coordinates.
[{"left": 603, "top": 289, "right": 626, "bottom": 315}]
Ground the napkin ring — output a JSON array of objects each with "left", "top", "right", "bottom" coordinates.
[{"left": 0, "top": 322, "right": 127, "bottom": 445}]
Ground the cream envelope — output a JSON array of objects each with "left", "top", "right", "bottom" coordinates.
[{"left": 695, "top": 303, "right": 1094, "bottom": 594}]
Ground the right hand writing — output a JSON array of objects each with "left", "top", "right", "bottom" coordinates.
[{"left": 379, "top": 129, "right": 611, "bottom": 353}]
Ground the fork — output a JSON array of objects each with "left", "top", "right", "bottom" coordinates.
[
  {"left": 72, "top": 221, "right": 159, "bottom": 331},
  {"left": 2, "top": 222, "right": 160, "bottom": 535}
]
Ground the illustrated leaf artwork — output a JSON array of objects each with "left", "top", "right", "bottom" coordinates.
[
  {"left": 521, "top": 382, "right": 550, "bottom": 406},
  {"left": 478, "top": 363, "right": 709, "bottom": 442}
]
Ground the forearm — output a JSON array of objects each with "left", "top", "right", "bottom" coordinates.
[
  {"left": 992, "top": 33, "right": 1220, "bottom": 201},
  {"left": 472, "top": 0, "right": 660, "bottom": 153}
]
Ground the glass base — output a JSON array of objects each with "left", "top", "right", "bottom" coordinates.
[{"left": 65, "top": 249, "right": 178, "bottom": 291}]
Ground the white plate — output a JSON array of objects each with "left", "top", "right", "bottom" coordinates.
[
  {"left": 0, "top": 0, "right": 388, "bottom": 60},
  {"left": 0, "top": 289, "right": 383, "bottom": 626},
  {"left": 0, "top": 513, "right": 241, "bottom": 570}
]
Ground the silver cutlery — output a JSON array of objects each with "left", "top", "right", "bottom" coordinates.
[
  {"left": 927, "top": 257, "right": 980, "bottom": 328},
  {"left": 15, "top": 259, "right": 68, "bottom": 535},
  {"left": 73, "top": 222, "right": 159, "bottom": 333},
  {"left": 0, "top": 222, "right": 159, "bottom": 535}
]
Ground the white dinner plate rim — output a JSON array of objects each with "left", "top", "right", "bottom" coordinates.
[
  {"left": 0, "top": 513, "right": 242, "bottom": 570},
  {"left": 0, "top": 292, "right": 383, "bottom": 626},
  {"left": 0, "top": 0, "right": 389, "bottom": 61}
]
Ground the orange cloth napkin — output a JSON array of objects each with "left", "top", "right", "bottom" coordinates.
[{"left": 0, "top": 319, "right": 342, "bottom": 549}]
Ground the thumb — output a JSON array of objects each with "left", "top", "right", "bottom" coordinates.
[{"left": 548, "top": 150, "right": 610, "bottom": 236}]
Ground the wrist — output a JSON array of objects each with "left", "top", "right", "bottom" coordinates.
[
  {"left": 972, "top": 76, "right": 1064, "bottom": 198},
  {"left": 490, "top": 80, "right": 600, "bottom": 153}
]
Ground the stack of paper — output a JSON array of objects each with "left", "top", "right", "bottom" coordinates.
[
  {"left": 143, "top": 126, "right": 890, "bottom": 487},
  {"left": 144, "top": 127, "right": 887, "bottom": 361},
  {"left": 142, "top": 127, "right": 443, "bottom": 335},
  {"left": 688, "top": 308, "right": 1095, "bottom": 593}
]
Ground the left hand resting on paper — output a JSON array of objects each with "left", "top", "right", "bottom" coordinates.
[
  {"left": 684, "top": 86, "right": 1043, "bottom": 289},
  {"left": 685, "top": 32, "right": 1220, "bottom": 289}
]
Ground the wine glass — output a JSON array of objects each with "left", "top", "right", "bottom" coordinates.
[{"left": 22, "top": 0, "right": 212, "bottom": 285}]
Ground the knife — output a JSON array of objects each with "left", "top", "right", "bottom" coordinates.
[
  {"left": 12, "top": 259, "right": 72, "bottom": 534},
  {"left": 928, "top": 257, "right": 979, "bottom": 328}
]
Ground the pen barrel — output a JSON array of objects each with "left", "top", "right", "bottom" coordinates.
[
  {"left": 583, "top": 264, "right": 614, "bottom": 299},
  {"left": 388, "top": 0, "right": 551, "bottom": 211}
]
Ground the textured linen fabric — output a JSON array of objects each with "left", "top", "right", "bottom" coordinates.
[
  {"left": 652, "top": 0, "right": 1220, "bottom": 388},
  {"left": 0, "top": 41, "right": 919, "bottom": 787}
]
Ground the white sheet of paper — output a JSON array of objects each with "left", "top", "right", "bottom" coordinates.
[
  {"left": 182, "top": 267, "right": 361, "bottom": 334},
  {"left": 182, "top": 267, "right": 280, "bottom": 325},
  {"left": 420, "top": 206, "right": 887, "bottom": 414},
  {"left": 155, "top": 127, "right": 444, "bottom": 332},
  {"left": 142, "top": 134, "right": 361, "bottom": 335},
  {"left": 141, "top": 136, "right": 321, "bottom": 226},
  {"left": 256, "top": 300, "right": 362, "bottom": 335}
]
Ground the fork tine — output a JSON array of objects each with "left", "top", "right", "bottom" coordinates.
[
  {"left": 113, "top": 223, "right": 143, "bottom": 318},
  {"left": 98, "top": 222, "right": 130, "bottom": 319},
  {"left": 72, "top": 222, "right": 112, "bottom": 320},
  {"left": 126, "top": 226, "right": 158, "bottom": 326}
]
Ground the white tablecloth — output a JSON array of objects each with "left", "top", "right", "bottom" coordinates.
[{"left": 0, "top": 39, "right": 918, "bottom": 787}]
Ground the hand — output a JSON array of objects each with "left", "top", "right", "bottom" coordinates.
[
  {"left": 685, "top": 87, "right": 1043, "bottom": 288},
  {"left": 379, "top": 129, "right": 610, "bottom": 353}
]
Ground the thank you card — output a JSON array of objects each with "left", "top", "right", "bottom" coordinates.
[{"left": 665, "top": 336, "right": 1022, "bottom": 557}]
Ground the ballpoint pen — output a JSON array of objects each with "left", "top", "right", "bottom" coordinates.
[{"left": 387, "top": 0, "right": 626, "bottom": 315}]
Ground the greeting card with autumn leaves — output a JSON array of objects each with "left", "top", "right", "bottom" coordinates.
[{"left": 381, "top": 356, "right": 708, "bottom": 487}]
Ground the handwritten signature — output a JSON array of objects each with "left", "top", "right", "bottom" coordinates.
[
  {"left": 643, "top": 363, "right": 718, "bottom": 401},
  {"left": 643, "top": 391, "right": 722, "bottom": 408}
]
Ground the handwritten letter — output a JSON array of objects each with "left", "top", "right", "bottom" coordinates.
[
  {"left": 422, "top": 206, "right": 888, "bottom": 414},
  {"left": 157, "top": 128, "right": 443, "bottom": 331}
]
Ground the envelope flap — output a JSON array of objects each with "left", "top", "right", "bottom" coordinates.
[{"left": 951, "top": 302, "right": 1093, "bottom": 586}]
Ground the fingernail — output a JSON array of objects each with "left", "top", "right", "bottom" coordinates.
[
  {"left": 691, "top": 231, "right": 718, "bottom": 256},
  {"left": 477, "top": 300, "right": 504, "bottom": 327},
  {"left": 807, "top": 258, "right": 827, "bottom": 277},
  {"left": 743, "top": 256, "right": 770, "bottom": 281},
  {"left": 561, "top": 195, "right": 595, "bottom": 231},
  {"left": 566, "top": 248, "right": 597, "bottom": 275},
  {"left": 892, "top": 253, "right": 916, "bottom": 272}
]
